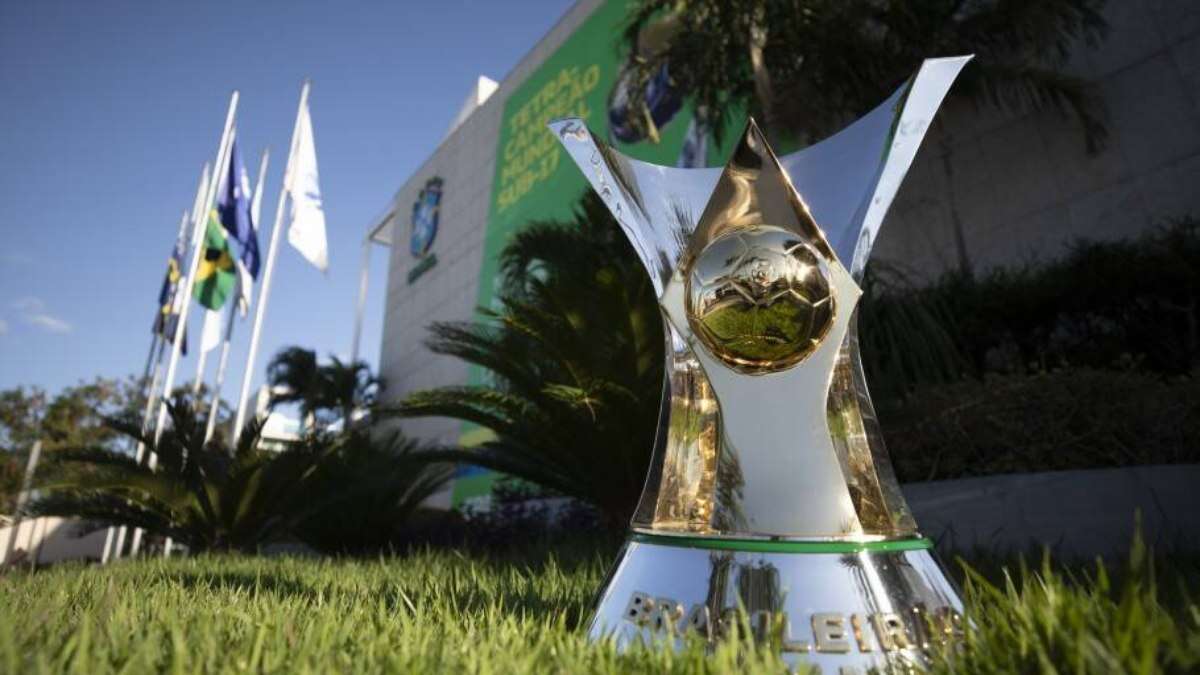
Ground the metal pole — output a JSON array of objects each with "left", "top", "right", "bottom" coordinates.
[
  {"left": 232, "top": 81, "right": 310, "bottom": 438},
  {"left": 123, "top": 180, "right": 208, "bottom": 559},
  {"left": 114, "top": 299, "right": 172, "bottom": 559},
  {"left": 132, "top": 92, "right": 238, "bottom": 556},
  {"left": 192, "top": 315, "right": 212, "bottom": 396},
  {"left": 142, "top": 96, "right": 236, "bottom": 557},
  {"left": 251, "top": 148, "right": 270, "bottom": 229},
  {"left": 203, "top": 149, "right": 269, "bottom": 445},
  {"left": 114, "top": 202, "right": 201, "bottom": 560},
  {"left": 100, "top": 331, "right": 160, "bottom": 564},
  {"left": 350, "top": 237, "right": 371, "bottom": 365},
  {"left": 2, "top": 440, "right": 41, "bottom": 565}
]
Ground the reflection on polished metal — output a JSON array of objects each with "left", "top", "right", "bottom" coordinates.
[
  {"left": 687, "top": 227, "right": 836, "bottom": 374},
  {"left": 551, "top": 56, "right": 973, "bottom": 670}
]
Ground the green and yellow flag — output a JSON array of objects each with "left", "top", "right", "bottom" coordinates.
[{"left": 193, "top": 209, "right": 236, "bottom": 310}]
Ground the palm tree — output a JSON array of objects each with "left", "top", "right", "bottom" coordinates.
[
  {"left": 321, "top": 356, "right": 384, "bottom": 431},
  {"left": 266, "top": 348, "right": 383, "bottom": 432},
  {"left": 621, "top": 0, "right": 1110, "bottom": 272},
  {"left": 384, "top": 191, "right": 663, "bottom": 530},
  {"left": 28, "top": 397, "right": 449, "bottom": 554},
  {"left": 265, "top": 347, "right": 323, "bottom": 429}
]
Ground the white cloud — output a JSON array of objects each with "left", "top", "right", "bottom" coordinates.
[
  {"left": 11, "top": 296, "right": 72, "bottom": 334},
  {"left": 26, "top": 313, "right": 72, "bottom": 334},
  {"left": 0, "top": 318, "right": 7, "bottom": 335}
]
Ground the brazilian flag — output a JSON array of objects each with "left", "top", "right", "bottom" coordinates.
[{"left": 193, "top": 209, "right": 237, "bottom": 310}]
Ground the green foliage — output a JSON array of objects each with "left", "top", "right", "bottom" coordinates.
[
  {"left": 25, "top": 396, "right": 451, "bottom": 555},
  {"left": 0, "top": 386, "right": 47, "bottom": 454},
  {"left": 920, "top": 218, "right": 1200, "bottom": 378},
  {"left": 0, "top": 540, "right": 1196, "bottom": 673},
  {"left": 859, "top": 220, "right": 1200, "bottom": 481},
  {"left": 857, "top": 262, "right": 972, "bottom": 398},
  {"left": 0, "top": 455, "right": 20, "bottom": 516},
  {"left": 387, "top": 191, "right": 663, "bottom": 530},
  {"left": 28, "top": 399, "right": 326, "bottom": 552},
  {"left": 292, "top": 431, "right": 454, "bottom": 555},
  {"left": 621, "top": 0, "right": 1108, "bottom": 151},
  {"left": 880, "top": 368, "right": 1200, "bottom": 482},
  {"left": 933, "top": 537, "right": 1200, "bottom": 674},
  {"left": 266, "top": 347, "right": 383, "bottom": 431},
  {"left": 0, "top": 378, "right": 146, "bottom": 513}
]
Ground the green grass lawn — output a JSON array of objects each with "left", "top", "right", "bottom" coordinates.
[{"left": 1, "top": 539, "right": 1197, "bottom": 674}]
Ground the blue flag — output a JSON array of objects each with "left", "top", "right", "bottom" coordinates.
[
  {"left": 153, "top": 233, "right": 187, "bottom": 355},
  {"left": 217, "top": 139, "right": 260, "bottom": 279}
]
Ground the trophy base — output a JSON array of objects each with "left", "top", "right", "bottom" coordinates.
[{"left": 589, "top": 533, "right": 964, "bottom": 672}]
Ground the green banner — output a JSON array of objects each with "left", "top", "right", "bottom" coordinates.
[{"left": 452, "top": 0, "right": 739, "bottom": 505}]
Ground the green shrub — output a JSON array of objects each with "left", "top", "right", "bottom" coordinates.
[
  {"left": 909, "top": 217, "right": 1200, "bottom": 378},
  {"left": 879, "top": 368, "right": 1200, "bottom": 482}
]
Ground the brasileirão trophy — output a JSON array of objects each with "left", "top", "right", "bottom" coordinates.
[{"left": 550, "top": 57, "right": 973, "bottom": 671}]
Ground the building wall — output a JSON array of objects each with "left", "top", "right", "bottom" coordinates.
[
  {"left": 0, "top": 517, "right": 108, "bottom": 565},
  {"left": 876, "top": 0, "right": 1200, "bottom": 277},
  {"left": 377, "top": 0, "right": 603, "bottom": 444},
  {"left": 377, "top": 0, "right": 1200, "bottom": 442}
]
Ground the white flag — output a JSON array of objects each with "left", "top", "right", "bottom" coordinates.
[
  {"left": 287, "top": 102, "right": 328, "bottom": 272},
  {"left": 235, "top": 262, "right": 253, "bottom": 317},
  {"left": 200, "top": 309, "right": 222, "bottom": 354}
]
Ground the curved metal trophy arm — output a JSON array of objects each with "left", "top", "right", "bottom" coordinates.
[
  {"left": 780, "top": 55, "right": 972, "bottom": 279},
  {"left": 548, "top": 118, "right": 723, "bottom": 294},
  {"left": 550, "top": 57, "right": 971, "bottom": 541}
]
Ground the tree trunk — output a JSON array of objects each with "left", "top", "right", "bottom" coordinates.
[
  {"left": 748, "top": 7, "right": 780, "bottom": 145},
  {"left": 938, "top": 128, "right": 973, "bottom": 278}
]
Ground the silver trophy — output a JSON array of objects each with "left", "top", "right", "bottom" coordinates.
[{"left": 551, "top": 57, "right": 973, "bottom": 671}]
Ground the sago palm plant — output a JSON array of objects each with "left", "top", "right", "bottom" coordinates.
[
  {"left": 28, "top": 399, "right": 327, "bottom": 552},
  {"left": 294, "top": 430, "right": 454, "bottom": 554},
  {"left": 27, "top": 398, "right": 447, "bottom": 553}
]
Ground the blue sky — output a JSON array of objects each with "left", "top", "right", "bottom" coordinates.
[{"left": 0, "top": 0, "right": 572, "bottom": 396}]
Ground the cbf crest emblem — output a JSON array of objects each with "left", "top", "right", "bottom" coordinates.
[
  {"left": 407, "top": 177, "right": 442, "bottom": 284},
  {"left": 411, "top": 177, "right": 442, "bottom": 258}
]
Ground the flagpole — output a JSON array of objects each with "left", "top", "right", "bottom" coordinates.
[
  {"left": 150, "top": 102, "right": 236, "bottom": 560},
  {"left": 110, "top": 329, "right": 170, "bottom": 560},
  {"left": 100, "top": 330, "right": 161, "bottom": 564},
  {"left": 233, "top": 81, "right": 310, "bottom": 438},
  {"left": 113, "top": 202, "right": 202, "bottom": 560},
  {"left": 132, "top": 92, "right": 238, "bottom": 557},
  {"left": 125, "top": 175, "right": 210, "bottom": 558},
  {"left": 350, "top": 237, "right": 371, "bottom": 365},
  {"left": 192, "top": 319, "right": 211, "bottom": 396},
  {"left": 2, "top": 440, "right": 41, "bottom": 565},
  {"left": 202, "top": 149, "right": 269, "bottom": 445}
]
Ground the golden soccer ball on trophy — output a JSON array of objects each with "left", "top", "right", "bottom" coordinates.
[{"left": 686, "top": 225, "right": 835, "bottom": 374}]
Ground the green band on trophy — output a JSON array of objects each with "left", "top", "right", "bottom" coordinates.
[{"left": 630, "top": 533, "right": 934, "bottom": 555}]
